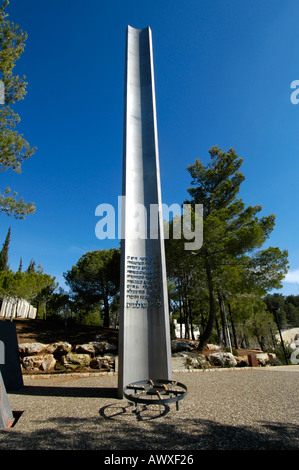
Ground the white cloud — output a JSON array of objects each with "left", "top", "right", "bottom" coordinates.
[{"left": 284, "top": 269, "right": 299, "bottom": 284}]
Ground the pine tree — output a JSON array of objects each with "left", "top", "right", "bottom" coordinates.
[
  {"left": 64, "top": 248, "right": 120, "bottom": 327},
  {"left": 0, "top": 225, "right": 10, "bottom": 270},
  {"left": 25, "top": 258, "right": 36, "bottom": 273},
  {"left": 0, "top": 0, "right": 36, "bottom": 218},
  {"left": 184, "top": 146, "right": 288, "bottom": 349}
]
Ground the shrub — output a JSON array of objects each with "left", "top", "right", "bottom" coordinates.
[
  {"left": 225, "top": 347, "right": 238, "bottom": 356},
  {"left": 272, "top": 342, "right": 293, "bottom": 365}
]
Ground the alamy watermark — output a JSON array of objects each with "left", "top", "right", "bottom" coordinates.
[
  {"left": 290, "top": 80, "right": 299, "bottom": 104},
  {"left": 95, "top": 197, "right": 203, "bottom": 250}
]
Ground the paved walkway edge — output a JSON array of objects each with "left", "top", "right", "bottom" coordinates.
[
  {"left": 21, "top": 366, "right": 261, "bottom": 380},
  {"left": 21, "top": 364, "right": 298, "bottom": 380}
]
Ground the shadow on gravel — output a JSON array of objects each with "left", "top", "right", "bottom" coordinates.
[
  {"left": 0, "top": 413, "right": 298, "bottom": 450},
  {"left": 9, "top": 385, "right": 117, "bottom": 398},
  {"left": 100, "top": 402, "right": 171, "bottom": 421}
]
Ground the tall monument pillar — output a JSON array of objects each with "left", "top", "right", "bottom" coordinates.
[{"left": 118, "top": 26, "right": 172, "bottom": 397}]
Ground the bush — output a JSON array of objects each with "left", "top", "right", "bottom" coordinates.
[
  {"left": 208, "top": 332, "right": 222, "bottom": 345},
  {"left": 225, "top": 346, "right": 238, "bottom": 356},
  {"left": 272, "top": 343, "right": 293, "bottom": 365}
]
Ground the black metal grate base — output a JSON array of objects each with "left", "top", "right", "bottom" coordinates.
[{"left": 124, "top": 379, "right": 187, "bottom": 414}]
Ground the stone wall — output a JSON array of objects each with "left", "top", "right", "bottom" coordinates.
[
  {"left": 171, "top": 340, "right": 281, "bottom": 369},
  {"left": 18, "top": 339, "right": 281, "bottom": 374},
  {"left": 19, "top": 340, "right": 117, "bottom": 373}
]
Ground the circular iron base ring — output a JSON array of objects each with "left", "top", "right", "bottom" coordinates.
[{"left": 124, "top": 379, "right": 187, "bottom": 411}]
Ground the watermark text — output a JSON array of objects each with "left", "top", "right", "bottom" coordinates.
[
  {"left": 290, "top": 80, "right": 299, "bottom": 104},
  {"left": 95, "top": 197, "right": 203, "bottom": 250}
]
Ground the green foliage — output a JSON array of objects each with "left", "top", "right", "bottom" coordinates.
[
  {"left": 186, "top": 146, "right": 245, "bottom": 217},
  {"left": 64, "top": 248, "right": 120, "bottom": 327},
  {"left": 0, "top": 0, "right": 36, "bottom": 218},
  {"left": 166, "top": 146, "right": 289, "bottom": 349},
  {"left": 186, "top": 147, "right": 279, "bottom": 266},
  {"left": 264, "top": 293, "right": 299, "bottom": 329},
  {"left": 0, "top": 225, "right": 10, "bottom": 270},
  {"left": 272, "top": 343, "right": 294, "bottom": 365},
  {"left": 79, "top": 310, "right": 102, "bottom": 327},
  {"left": 0, "top": 269, "right": 57, "bottom": 305},
  {"left": 225, "top": 346, "right": 238, "bottom": 356},
  {"left": 46, "top": 289, "right": 71, "bottom": 320},
  {"left": 25, "top": 258, "right": 36, "bottom": 273},
  {"left": 0, "top": 224, "right": 58, "bottom": 319},
  {"left": 242, "top": 298, "right": 275, "bottom": 350}
]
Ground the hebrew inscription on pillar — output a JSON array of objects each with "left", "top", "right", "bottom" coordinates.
[{"left": 125, "top": 255, "right": 161, "bottom": 309}]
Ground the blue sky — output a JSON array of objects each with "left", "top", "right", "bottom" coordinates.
[{"left": 1, "top": 0, "right": 299, "bottom": 295}]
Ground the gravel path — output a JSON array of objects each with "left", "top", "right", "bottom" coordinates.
[{"left": 0, "top": 366, "right": 298, "bottom": 450}]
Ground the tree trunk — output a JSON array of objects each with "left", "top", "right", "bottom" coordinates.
[
  {"left": 228, "top": 302, "right": 238, "bottom": 349},
  {"left": 198, "top": 259, "right": 216, "bottom": 350},
  {"left": 215, "top": 313, "right": 221, "bottom": 339},
  {"left": 179, "top": 297, "right": 183, "bottom": 338},
  {"left": 188, "top": 299, "right": 195, "bottom": 340},
  {"left": 183, "top": 298, "right": 189, "bottom": 339},
  {"left": 103, "top": 296, "right": 110, "bottom": 327},
  {"left": 218, "top": 293, "right": 227, "bottom": 347},
  {"left": 200, "top": 307, "right": 206, "bottom": 338}
]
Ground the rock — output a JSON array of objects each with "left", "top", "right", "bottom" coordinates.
[
  {"left": 90, "top": 356, "right": 114, "bottom": 370},
  {"left": 45, "top": 342, "right": 72, "bottom": 357},
  {"left": 19, "top": 342, "right": 48, "bottom": 356},
  {"left": 185, "top": 354, "right": 208, "bottom": 369},
  {"left": 255, "top": 353, "right": 269, "bottom": 365},
  {"left": 102, "top": 342, "right": 117, "bottom": 353},
  {"left": 61, "top": 352, "right": 91, "bottom": 369},
  {"left": 206, "top": 344, "right": 220, "bottom": 351},
  {"left": 207, "top": 352, "right": 237, "bottom": 368},
  {"left": 267, "top": 353, "right": 283, "bottom": 366},
  {"left": 74, "top": 342, "right": 104, "bottom": 356},
  {"left": 171, "top": 340, "right": 193, "bottom": 353},
  {"left": 22, "top": 356, "right": 43, "bottom": 371},
  {"left": 185, "top": 356, "right": 198, "bottom": 368},
  {"left": 40, "top": 354, "right": 57, "bottom": 371},
  {"left": 172, "top": 352, "right": 188, "bottom": 357},
  {"left": 235, "top": 356, "right": 249, "bottom": 367},
  {"left": 74, "top": 341, "right": 117, "bottom": 355},
  {"left": 22, "top": 354, "right": 56, "bottom": 372}
]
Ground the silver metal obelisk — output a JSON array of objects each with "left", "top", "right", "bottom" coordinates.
[{"left": 118, "top": 26, "right": 172, "bottom": 397}]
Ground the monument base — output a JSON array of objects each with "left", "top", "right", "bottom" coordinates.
[{"left": 123, "top": 379, "right": 187, "bottom": 416}]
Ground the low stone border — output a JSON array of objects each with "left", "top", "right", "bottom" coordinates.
[
  {"left": 22, "top": 366, "right": 259, "bottom": 380},
  {"left": 23, "top": 371, "right": 117, "bottom": 379},
  {"left": 172, "top": 366, "right": 256, "bottom": 373}
]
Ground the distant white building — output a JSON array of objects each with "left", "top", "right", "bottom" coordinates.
[
  {"left": 0, "top": 297, "right": 37, "bottom": 320},
  {"left": 173, "top": 319, "right": 200, "bottom": 339},
  {"left": 276, "top": 327, "right": 299, "bottom": 347}
]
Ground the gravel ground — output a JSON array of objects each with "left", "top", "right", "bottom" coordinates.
[{"left": 0, "top": 366, "right": 298, "bottom": 451}]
